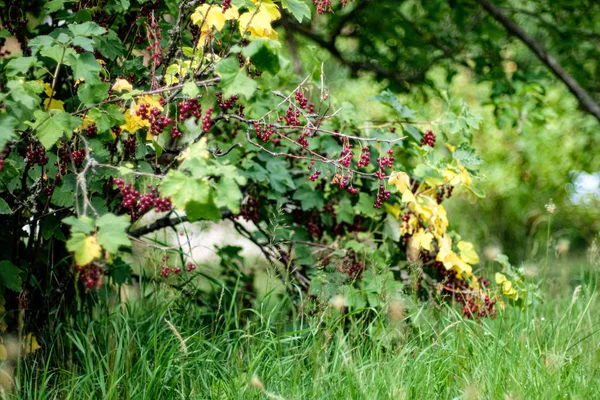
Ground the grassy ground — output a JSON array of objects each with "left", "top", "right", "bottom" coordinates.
[{"left": 7, "top": 260, "right": 600, "bottom": 399}]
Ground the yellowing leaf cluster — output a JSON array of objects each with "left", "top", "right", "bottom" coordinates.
[
  {"left": 387, "top": 168, "right": 480, "bottom": 280},
  {"left": 191, "top": 0, "right": 282, "bottom": 44}
]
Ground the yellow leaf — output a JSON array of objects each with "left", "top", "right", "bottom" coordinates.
[
  {"left": 459, "top": 165, "right": 472, "bottom": 185},
  {"left": 389, "top": 171, "right": 410, "bottom": 193},
  {"left": 23, "top": 333, "right": 41, "bottom": 354},
  {"left": 457, "top": 241, "right": 479, "bottom": 264},
  {"left": 411, "top": 229, "right": 434, "bottom": 252},
  {"left": 43, "top": 98, "right": 65, "bottom": 112},
  {"left": 0, "top": 344, "right": 6, "bottom": 360},
  {"left": 191, "top": 4, "right": 226, "bottom": 31},
  {"left": 401, "top": 189, "right": 416, "bottom": 204},
  {"left": 250, "top": 0, "right": 281, "bottom": 20},
  {"left": 442, "top": 168, "right": 458, "bottom": 183},
  {"left": 436, "top": 234, "right": 453, "bottom": 265},
  {"left": 445, "top": 143, "right": 456, "bottom": 153},
  {"left": 384, "top": 203, "right": 402, "bottom": 220},
  {"left": 42, "top": 82, "right": 55, "bottom": 97},
  {"left": 75, "top": 78, "right": 85, "bottom": 86},
  {"left": 112, "top": 78, "right": 133, "bottom": 93},
  {"left": 239, "top": 8, "right": 279, "bottom": 39},
  {"left": 223, "top": 5, "right": 239, "bottom": 20},
  {"left": 77, "top": 235, "right": 102, "bottom": 266},
  {"left": 495, "top": 272, "right": 507, "bottom": 284}
]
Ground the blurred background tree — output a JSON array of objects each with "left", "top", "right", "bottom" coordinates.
[{"left": 280, "top": 0, "right": 600, "bottom": 261}]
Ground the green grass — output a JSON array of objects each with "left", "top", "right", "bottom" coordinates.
[{"left": 7, "top": 261, "right": 600, "bottom": 399}]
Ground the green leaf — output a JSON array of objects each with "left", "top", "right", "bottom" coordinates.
[
  {"left": 32, "top": 110, "right": 81, "bottom": 149},
  {"left": 0, "top": 260, "right": 22, "bottom": 293},
  {"left": 413, "top": 164, "right": 444, "bottom": 186},
  {"left": 78, "top": 82, "right": 110, "bottom": 106},
  {"left": 109, "top": 257, "right": 132, "bottom": 285},
  {"left": 185, "top": 199, "right": 221, "bottom": 222},
  {"left": 265, "top": 158, "right": 295, "bottom": 193},
  {"left": 66, "top": 52, "right": 102, "bottom": 84},
  {"left": 0, "top": 198, "right": 11, "bottom": 215},
  {"left": 88, "top": 104, "right": 126, "bottom": 133},
  {"left": 293, "top": 183, "right": 324, "bottom": 210},
  {"left": 68, "top": 21, "right": 107, "bottom": 37},
  {"left": 5, "top": 56, "right": 39, "bottom": 76},
  {"left": 335, "top": 198, "right": 354, "bottom": 224},
  {"left": 453, "top": 143, "right": 483, "bottom": 171},
  {"left": 370, "top": 90, "right": 415, "bottom": 119},
  {"left": 45, "top": 0, "right": 65, "bottom": 13},
  {"left": 51, "top": 175, "right": 76, "bottom": 207},
  {"left": 72, "top": 36, "right": 95, "bottom": 52},
  {"left": 215, "top": 58, "right": 258, "bottom": 99},
  {"left": 63, "top": 216, "right": 96, "bottom": 234},
  {"left": 383, "top": 213, "right": 400, "bottom": 241},
  {"left": 93, "top": 30, "right": 125, "bottom": 60},
  {"left": 6, "top": 80, "right": 43, "bottom": 111},
  {"left": 96, "top": 214, "right": 131, "bottom": 253},
  {"left": 40, "top": 44, "right": 69, "bottom": 63},
  {"left": 181, "top": 82, "right": 200, "bottom": 98},
  {"left": 28, "top": 35, "right": 55, "bottom": 55},
  {"left": 215, "top": 176, "right": 243, "bottom": 214},
  {"left": 241, "top": 39, "right": 280, "bottom": 75},
  {"left": 355, "top": 193, "right": 380, "bottom": 217},
  {"left": 0, "top": 115, "right": 17, "bottom": 149},
  {"left": 281, "top": 0, "right": 311, "bottom": 22}
]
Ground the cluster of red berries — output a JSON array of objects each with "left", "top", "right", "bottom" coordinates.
[
  {"left": 436, "top": 185, "right": 454, "bottom": 204},
  {"left": 159, "top": 255, "right": 197, "bottom": 278},
  {"left": 216, "top": 92, "right": 239, "bottom": 111},
  {"left": 113, "top": 179, "right": 172, "bottom": 220},
  {"left": 421, "top": 130, "right": 436, "bottom": 147},
  {"left": 25, "top": 142, "right": 49, "bottom": 167},
  {"left": 295, "top": 91, "right": 309, "bottom": 109},
  {"left": 357, "top": 146, "right": 371, "bottom": 168},
  {"left": 309, "top": 169, "right": 321, "bottom": 182},
  {"left": 339, "top": 144, "right": 353, "bottom": 167},
  {"left": 72, "top": 149, "right": 86, "bottom": 166},
  {"left": 313, "top": 0, "right": 332, "bottom": 14},
  {"left": 145, "top": 14, "right": 163, "bottom": 67},
  {"left": 375, "top": 149, "right": 394, "bottom": 179},
  {"left": 149, "top": 110, "right": 174, "bottom": 136},
  {"left": 85, "top": 123, "right": 98, "bottom": 138},
  {"left": 254, "top": 122, "right": 276, "bottom": 142},
  {"left": 76, "top": 263, "right": 104, "bottom": 291},
  {"left": 178, "top": 98, "right": 202, "bottom": 120},
  {"left": 202, "top": 107, "right": 214, "bottom": 133},
  {"left": 221, "top": 0, "right": 232, "bottom": 11},
  {"left": 282, "top": 105, "right": 301, "bottom": 126},
  {"left": 461, "top": 294, "right": 496, "bottom": 319},
  {"left": 298, "top": 131, "right": 310, "bottom": 148},
  {"left": 373, "top": 183, "right": 391, "bottom": 209}
]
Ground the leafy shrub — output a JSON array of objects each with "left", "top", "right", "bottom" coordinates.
[{"left": 0, "top": 0, "right": 520, "bottom": 346}]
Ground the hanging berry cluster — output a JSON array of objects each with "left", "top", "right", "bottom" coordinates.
[
  {"left": 76, "top": 262, "right": 104, "bottom": 291},
  {"left": 113, "top": 179, "right": 173, "bottom": 221}
]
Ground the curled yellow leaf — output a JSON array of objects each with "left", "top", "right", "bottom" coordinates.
[{"left": 112, "top": 78, "right": 133, "bottom": 93}]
